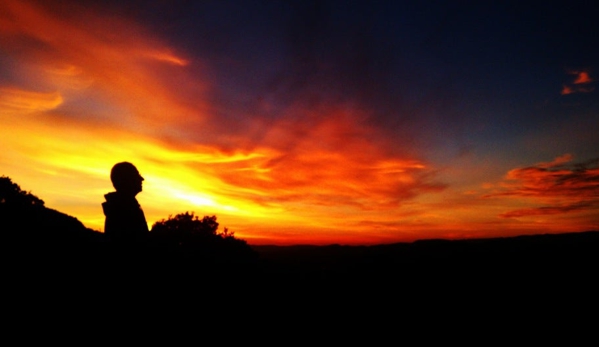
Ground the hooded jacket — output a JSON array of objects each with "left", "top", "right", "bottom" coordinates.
[{"left": 102, "top": 191, "right": 149, "bottom": 244}]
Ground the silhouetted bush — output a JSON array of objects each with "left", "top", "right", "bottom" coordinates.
[{"left": 150, "top": 212, "right": 258, "bottom": 266}]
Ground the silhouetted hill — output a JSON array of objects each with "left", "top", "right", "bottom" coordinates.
[{"left": 1, "top": 176, "right": 102, "bottom": 246}]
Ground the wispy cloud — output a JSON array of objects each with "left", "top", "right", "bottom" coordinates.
[
  {"left": 0, "top": 0, "right": 202, "bottom": 131},
  {"left": 144, "top": 51, "right": 189, "bottom": 66},
  {"left": 0, "top": 87, "right": 63, "bottom": 114},
  {"left": 485, "top": 154, "right": 599, "bottom": 218}
]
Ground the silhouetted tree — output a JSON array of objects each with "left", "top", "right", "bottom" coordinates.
[{"left": 0, "top": 176, "right": 45, "bottom": 210}]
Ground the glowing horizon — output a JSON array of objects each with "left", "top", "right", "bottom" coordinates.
[{"left": 1, "top": 1, "right": 598, "bottom": 245}]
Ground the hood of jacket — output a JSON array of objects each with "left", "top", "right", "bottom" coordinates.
[{"left": 102, "top": 191, "right": 139, "bottom": 217}]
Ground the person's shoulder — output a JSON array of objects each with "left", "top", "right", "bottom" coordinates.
[
  {"left": 104, "top": 191, "right": 119, "bottom": 201},
  {"left": 102, "top": 191, "right": 134, "bottom": 212}
]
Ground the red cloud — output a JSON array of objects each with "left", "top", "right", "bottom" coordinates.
[
  {"left": 485, "top": 155, "right": 599, "bottom": 218},
  {"left": 204, "top": 107, "right": 447, "bottom": 210},
  {"left": 562, "top": 70, "right": 595, "bottom": 94},
  {"left": 499, "top": 202, "right": 593, "bottom": 218},
  {"left": 561, "top": 85, "right": 574, "bottom": 95},
  {"left": 574, "top": 71, "right": 592, "bottom": 84}
]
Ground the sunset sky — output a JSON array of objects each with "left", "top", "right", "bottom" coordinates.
[{"left": 1, "top": 0, "right": 598, "bottom": 245}]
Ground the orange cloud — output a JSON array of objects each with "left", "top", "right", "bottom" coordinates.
[
  {"left": 0, "top": 87, "right": 63, "bottom": 114},
  {"left": 0, "top": 0, "right": 205, "bottom": 133},
  {"left": 485, "top": 155, "right": 599, "bottom": 218},
  {"left": 203, "top": 107, "right": 446, "bottom": 212}
]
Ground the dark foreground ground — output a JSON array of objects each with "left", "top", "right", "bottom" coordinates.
[
  {"left": 253, "top": 230, "right": 599, "bottom": 279},
  {"left": 4, "top": 178, "right": 595, "bottom": 332},
  {"left": 5, "top": 230, "right": 598, "bottom": 335},
  {"left": 11, "top": 230, "right": 598, "bottom": 289}
]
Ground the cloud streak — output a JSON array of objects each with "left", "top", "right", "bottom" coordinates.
[
  {"left": 485, "top": 154, "right": 599, "bottom": 218},
  {"left": 0, "top": 87, "right": 63, "bottom": 114}
]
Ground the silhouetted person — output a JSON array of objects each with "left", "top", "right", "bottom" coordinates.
[{"left": 102, "top": 162, "right": 149, "bottom": 247}]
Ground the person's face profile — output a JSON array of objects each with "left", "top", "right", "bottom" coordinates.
[
  {"left": 112, "top": 162, "right": 144, "bottom": 195},
  {"left": 129, "top": 170, "right": 144, "bottom": 194}
]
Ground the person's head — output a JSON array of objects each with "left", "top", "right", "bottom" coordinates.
[{"left": 110, "top": 162, "right": 144, "bottom": 196}]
